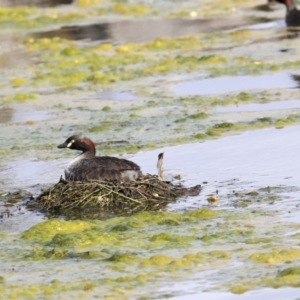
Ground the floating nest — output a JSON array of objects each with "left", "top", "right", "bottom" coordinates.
[{"left": 29, "top": 154, "right": 201, "bottom": 219}]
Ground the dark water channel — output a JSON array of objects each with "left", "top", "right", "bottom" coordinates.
[
  {"left": 0, "top": 0, "right": 73, "bottom": 7},
  {"left": 31, "top": 17, "right": 274, "bottom": 43}
]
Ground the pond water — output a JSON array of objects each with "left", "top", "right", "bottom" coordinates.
[
  {"left": 1, "top": 126, "right": 300, "bottom": 298},
  {"left": 172, "top": 73, "right": 299, "bottom": 96},
  {"left": 0, "top": 106, "right": 54, "bottom": 123},
  {"left": 214, "top": 99, "right": 300, "bottom": 113},
  {"left": 32, "top": 16, "right": 271, "bottom": 43},
  {"left": 94, "top": 89, "right": 137, "bottom": 102},
  {"left": 1, "top": 0, "right": 300, "bottom": 298},
  {"left": 1, "top": 0, "right": 73, "bottom": 7},
  {"left": 134, "top": 125, "right": 300, "bottom": 212},
  {"left": 171, "top": 287, "right": 300, "bottom": 300},
  {"left": 3, "top": 125, "right": 300, "bottom": 198}
]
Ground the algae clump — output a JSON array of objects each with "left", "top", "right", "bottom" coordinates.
[
  {"left": 249, "top": 249, "right": 300, "bottom": 263},
  {"left": 21, "top": 219, "right": 93, "bottom": 243}
]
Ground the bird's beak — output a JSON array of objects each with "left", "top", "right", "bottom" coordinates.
[{"left": 57, "top": 142, "right": 68, "bottom": 149}]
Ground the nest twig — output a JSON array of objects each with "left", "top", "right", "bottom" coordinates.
[
  {"left": 35, "top": 175, "right": 176, "bottom": 208},
  {"left": 28, "top": 153, "right": 201, "bottom": 218}
]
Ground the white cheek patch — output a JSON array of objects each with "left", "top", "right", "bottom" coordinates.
[{"left": 67, "top": 139, "right": 75, "bottom": 148}]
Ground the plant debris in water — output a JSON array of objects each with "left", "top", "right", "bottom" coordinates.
[
  {"left": 30, "top": 153, "right": 201, "bottom": 218},
  {"left": 31, "top": 176, "right": 201, "bottom": 218}
]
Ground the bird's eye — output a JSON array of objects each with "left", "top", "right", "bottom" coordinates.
[{"left": 67, "top": 139, "right": 75, "bottom": 147}]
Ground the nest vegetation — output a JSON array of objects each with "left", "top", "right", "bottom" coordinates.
[{"left": 30, "top": 153, "right": 201, "bottom": 218}]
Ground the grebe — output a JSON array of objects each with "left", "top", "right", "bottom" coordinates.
[
  {"left": 58, "top": 135, "right": 142, "bottom": 182},
  {"left": 273, "top": 0, "right": 300, "bottom": 26}
]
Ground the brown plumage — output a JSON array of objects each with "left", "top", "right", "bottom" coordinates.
[{"left": 57, "top": 135, "right": 142, "bottom": 182}]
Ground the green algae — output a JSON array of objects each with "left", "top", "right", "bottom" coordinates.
[
  {"left": 202, "top": 114, "right": 300, "bottom": 140},
  {"left": 102, "top": 106, "right": 111, "bottom": 112},
  {"left": 22, "top": 209, "right": 218, "bottom": 250},
  {"left": 2, "top": 93, "right": 37, "bottom": 103},
  {"left": 245, "top": 237, "right": 272, "bottom": 244},
  {"left": 249, "top": 249, "right": 300, "bottom": 263},
  {"left": 193, "top": 133, "right": 207, "bottom": 139},
  {"left": 2, "top": 1, "right": 300, "bottom": 297},
  {"left": 189, "top": 112, "right": 208, "bottom": 120},
  {"left": 201, "top": 229, "right": 253, "bottom": 243},
  {"left": 21, "top": 219, "right": 93, "bottom": 243},
  {"left": 277, "top": 267, "right": 300, "bottom": 277},
  {"left": 17, "top": 28, "right": 296, "bottom": 93},
  {"left": 230, "top": 284, "right": 253, "bottom": 294},
  {"left": 229, "top": 266, "right": 300, "bottom": 293},
  {"left": 1, "top": 18, "right": 300, "bottom": 162},
  {"left": 2, "top": 202, "right": 300, "bottom": 298},
  {"left": 0, "top": 7, "right": 85, "bottom": 29}
]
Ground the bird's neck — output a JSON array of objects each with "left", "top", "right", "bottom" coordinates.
[
  {"left": 285, "top": 0, "right": 297, "bottom": 12},
  {"left": 80, "top": 150, "right": 96, "bottom": 159}
]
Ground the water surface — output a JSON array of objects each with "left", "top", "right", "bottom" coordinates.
[{"left": 172, "top": 73, "right": 299, "bottom": 96}]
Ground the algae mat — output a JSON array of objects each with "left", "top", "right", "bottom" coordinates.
[
  {"left": 1, "top": 0, "right": 300, "bottom": 299},
  {"left": 1, "top": 0, "right": 300, "bottom": 163},
  {"left": 1, "top": 207, "right": 300, "bottom": 299}
]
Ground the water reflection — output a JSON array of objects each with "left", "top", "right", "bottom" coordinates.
[
  {"left": 0, "top": 107, "right": 13, "bottom": 123},
  {"left": 172, "top": 73, "right": 300, "bottom": 96},
  {"left": 0, "top": 106, "right": 53, "bottom": 123},
  {"left": 0, "top": 159, "right": 64, "bottom": 190},
  {"left": 291, "top": 74, "right": 300, "bottom": 88},
  {"left": 0, "top": 0, "right": 73, "bottom": 7},
  {"left": 31, "top": 16, "right": 273, "bottom": 43}
]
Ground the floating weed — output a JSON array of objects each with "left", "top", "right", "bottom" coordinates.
[
  {"left": 110, "top": 4, "right": 150, "bottom": 16},
  {"left": 141, "top": 255, "right": 171, "bottom": 267},
  {"left": 193, "top": 133, "right": 207, "bottom": 139},
  {"left": 277, "top": 267, "right": 300, "bottom": 277},
  {"left": 249, "top": 249, "right": 300, "bottom": 263},
  {"left": 21, "top": 219, "right": 93, "bottom": 243},
  {"left": 10, "top": 78, "right": 26, "bottom": 87},
  {"left": 76, "top": 0, "right": 100, "bottom": 8},
  {"left": 24, "top": 37, "right": 73, "bottom": 52},
  {"left": 2, "top": 93, "right": 37, "bottom": 103},
  {"left": 2, "top": 200, "right": 300, "bottom": 298},
  {"left": 102, "top": 106, "right": 111, "bottom": 112},
  {"left": 228, "top": 266, "right": 300, "bottom": 293},
  {"left": 189, "top": 112, "right": 208, "bottom": 120},
  {"left": 230, "top": 284, "right": 253, "bottom": 294},
  {"left": 245, "top": 237, "right": 273, "bottom": 244}
]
